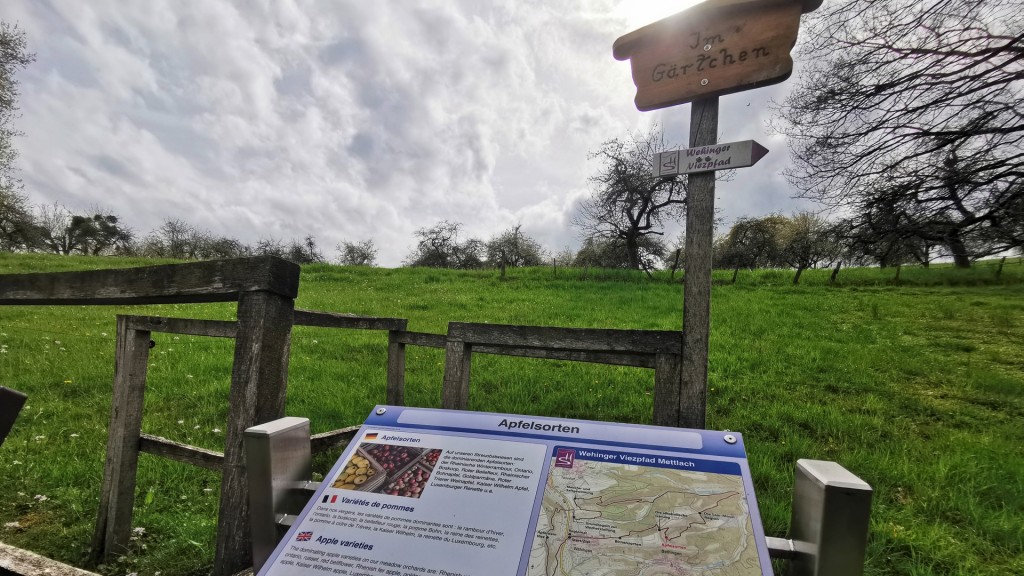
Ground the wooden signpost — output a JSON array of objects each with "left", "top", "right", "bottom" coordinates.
[
  {"left": 613, "top": 0, "right": 820, "bottom": 429},
  {"left": 654, "top": 140, "right": 769, "bottom": 177}
]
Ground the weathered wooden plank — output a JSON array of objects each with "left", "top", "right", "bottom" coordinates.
[
  {"left": 138, "top": 433, "right": 225, "bottom": 471},
  {"left": 0, "top": 542, "right": 101, "bottom": 576},
  {"left": 392, "top": 331, "right": 447, "bottom": 348},
  {"left": 653, "top": 352, "right": 683, "bottom": 427},
  {"left": 473, "top": 345, "right": 656, "bottom": 368},
  {"left": 214, "top": 291, "right": 295, "bottom": 576},
  {"left": 441, "top": 341, "right": 472, "bottom": 410},
  {"left": 386, "top": 332, "right": 406, "bottom": 406},
  {"left": 310, "top": 426, "right": 362, "bottom": 454},
  {"left": 0, "top": 256, "right": 299, "bottom": 305},
  {"left": 125, "top": 316, "right": 238, "bottom": 338},
  {"left": 448, "top": 322, "right": 681, "bottom": 354},
  {"left": 293, "top": 309, "right": 408, "bottom": 332},
  {"left": 679, "top": 96, "right": 718, "bottom": 430},
  {"left": 92, "top": 319, "right": 151, "bottom": 562}
]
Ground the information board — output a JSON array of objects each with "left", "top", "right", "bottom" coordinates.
[{"left": 259, "top": 406, "right": 773, "bottom": 576}]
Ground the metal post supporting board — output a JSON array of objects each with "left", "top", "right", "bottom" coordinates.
[{"left": 245, "top": 417, "right": 315, "bottom": 573}]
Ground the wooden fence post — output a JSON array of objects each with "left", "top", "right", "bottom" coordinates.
[
  {"left": 653, "top": 352, "right": 682, "bottom": 427},
  {"left": 91, "top": 317, "right": 151, "bottom": 563},
  {"left": 213, "top": 291, "right": 295, "bottom": 576},
  {"left": 441, "top": 340, "right": 472, "bottom": 410},
  {"left": 386, "top": 331, "right": 406, "bottom": 406},
  {"left": 680, "top": 96, "right": 718, "bottom": 430}
]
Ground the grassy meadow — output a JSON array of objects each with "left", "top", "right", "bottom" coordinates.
[{"left": 0, "top": 253, "right": 1022, "bottom": 575}]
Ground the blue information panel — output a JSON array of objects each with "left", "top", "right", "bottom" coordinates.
[{"left": 260, "top": 406, "right": 773, "bottom": 576}]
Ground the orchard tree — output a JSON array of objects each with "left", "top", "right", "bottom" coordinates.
[
  {"left": 0, "top": 186, "right": 34, "bottom": 251},
  {"left": 774, "top": 0, "right": 1024, "bottom": 267},
  {"left": 285, "top": 235, "right": 324, "bottom": 264},
  {"left": 485, "top": 225, "right": 546, "bottom": 268},
  {"left": 337, "top": 239, "right": 378, "bottom": 266},
  {"left": 1, "top": 23, "right": 35, "bottom": 228},
  {"left": 777, "top": 212, "right": 841, "bottom": 285},
  {"left": 573, "top": 126, "right": 686, "bottom": 272},
  {"left": 573, "top": 236, "right": 666, "bottom": 271},
  {"left": 715, "top": 215, "right": 788, "bottom": 272},
  {"left": 253, "top": 237, "right": 286, "bottom": 259},
  {"left": 404, "top": 220, "right": 484, "bottom": 269},
  {"left": 142, "top": 219, "right": 195, "bottom": 259},
  {"left": 34, "top": 204, "right": 132, "bottom": 255}
]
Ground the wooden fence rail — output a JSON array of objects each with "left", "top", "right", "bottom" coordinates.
[
  {"left": 0, "top": 257, "right": 697, "bottom": 575},
  {"left": 0, "top": 257, "right": 300, "bottom": 576}
]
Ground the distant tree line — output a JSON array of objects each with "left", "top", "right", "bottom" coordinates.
[{"left": 0, "top": 200, "right": 379, "bottom": 266}]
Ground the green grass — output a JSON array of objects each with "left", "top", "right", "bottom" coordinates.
[{"left": 1, "top": 254, "right": 1023, "bottom": 575}]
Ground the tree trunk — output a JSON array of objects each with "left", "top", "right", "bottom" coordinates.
[
  {"left": 731, "top": 266, "right": 739, "bottom": 284},
  {"left": 946, "top": 234, "right": 972, "bottom": 268},
  {"left": 793, "top": 266, "right": 805, "bottom": 285},
  {"left": 830, "top": 261, "right": 842, "bottom": 284},
  {"left": 625, "top": 235, "right": 641, "bottom": 271}
]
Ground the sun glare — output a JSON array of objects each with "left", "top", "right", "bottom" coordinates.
[{"left": 614, "top": 0, "right": 705, "bottom": 30}]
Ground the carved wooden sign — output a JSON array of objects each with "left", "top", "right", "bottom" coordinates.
[{"left": 613, "top": 0, "right": 822, "bottom": 111}]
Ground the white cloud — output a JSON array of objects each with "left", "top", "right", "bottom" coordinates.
[{"left": 9, "top": 0, "right": 811, "bottom": 266}]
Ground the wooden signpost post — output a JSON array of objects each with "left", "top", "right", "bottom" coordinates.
[{"left": 613, "top": 0, "right": 821, "bottom": 429}]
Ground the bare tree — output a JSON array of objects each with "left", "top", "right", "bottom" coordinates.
[
  {"left": 285, "top": 235, "right": 324, "bottom": 264},
  {"left": 142, "top": 219, "right": 194, "bottom": 259},
  {"left": 773, "top": 0, "right": 1024, "bottom": 267},
  {"left": 253, "top": 237, "right": 286, "bottom": 259},
  {"left": 337, "top": 239, "right": 378, "bottom": 266},
  {"left": 404, "top": 220, "right": 484, "bottom": 269},
  {"left": 573, "top": 126, "right": 686, "bottom": 273}
]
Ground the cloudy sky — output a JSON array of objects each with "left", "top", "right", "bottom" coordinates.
[{"left": 5, "top": 0, "right": 814, "bottom": 266}]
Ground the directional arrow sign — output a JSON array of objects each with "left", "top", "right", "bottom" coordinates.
[{"left": 653, "top": 140, "right": 769, "bottom": 177}]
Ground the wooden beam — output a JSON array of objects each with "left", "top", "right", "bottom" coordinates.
[
  {"left": 441, "top": 341, "right": 472, "bottom": 410},
  {"left": 473, "top": 345, "right": 656, "bottom": 368},
  {"left": 392, "top": 331, "right": 447, "bottom": 348},
  {"left": 653, "top": 352, "right": 683, "bottom": 426},
  {"left": 125, "top": 316, "right": 238, "bottom": 338},
  {"left": 92, "top": 319, "right": 151, "bottom": 563},
  {"left": 448, "top": 322, "right": 681, "bottom": 354},
  {"left": 293, "top": 310, "right": 407, "bottom": 332},
  {"left": 0, "top": 256, "right": 299, "bottom": 305},
  {"left": 386, "top": 332, "right": 406, "bottom": 406},
  {"left": 138, "top": 433, "right": 224, "bottom": 471},
  {"left": 214, "top": 291, "right": 295, "bottom": 576},
  {"left": 0, "top": 542, "right": 101, "bottom": 576},
  {"left": 680, "top": 96, "right": 719, "bottom": 430}
]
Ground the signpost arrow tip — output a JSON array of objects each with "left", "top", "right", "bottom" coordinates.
[{"left": 751, "top": 141, "right": 769, "bottom": 166}]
